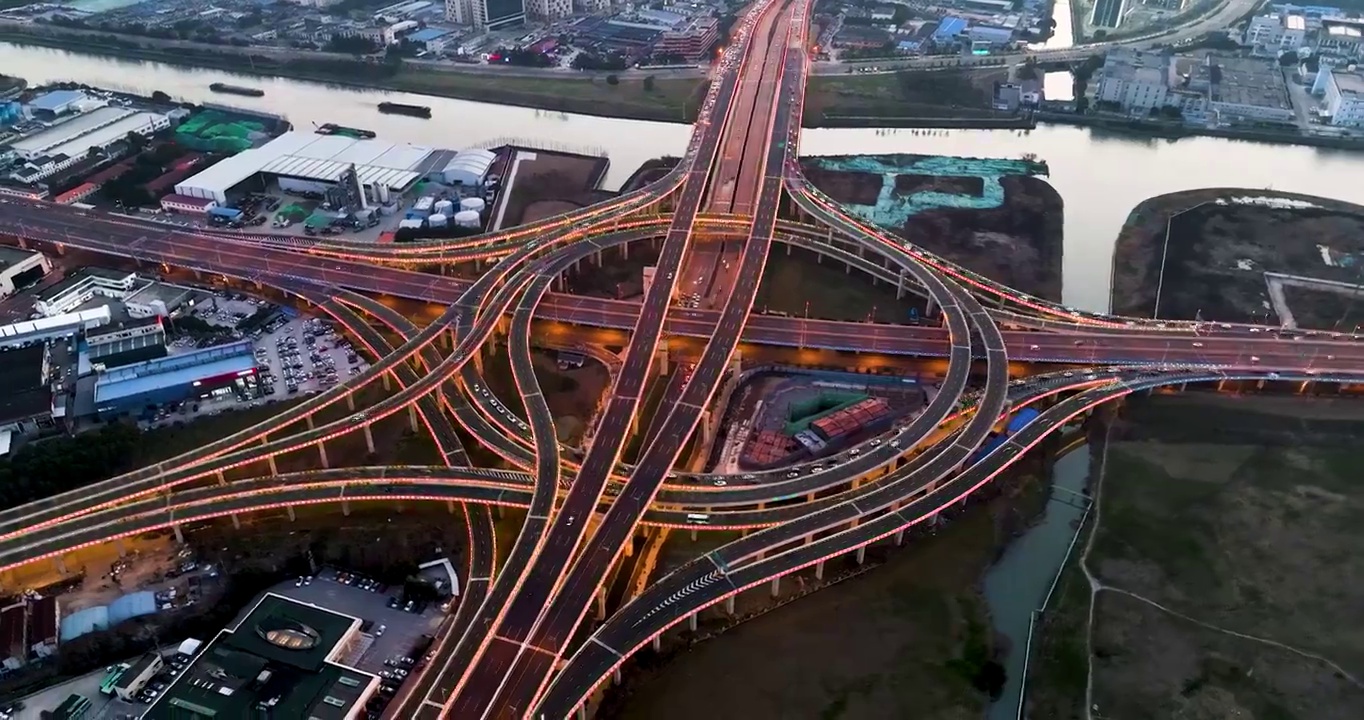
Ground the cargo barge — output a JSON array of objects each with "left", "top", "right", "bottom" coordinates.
[
  {"left": 314, "top": 122, "right": 377, "bottom": 139},
  {"left": 378, "top": 101, "right": 432, "bottom": 119},
  {"left": 209, "top": 83, "right": 265, "bottom": 97}
]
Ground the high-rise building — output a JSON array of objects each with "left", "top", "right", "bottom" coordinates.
[
  {"left": 472, "top": 0, "right": 525, "bottom": 29},
  {"left": 526, "top": 0, "right": 570, "bottom": 21},
  {"left": 445, "top": 0, "right": 469, "bottom": 24}
]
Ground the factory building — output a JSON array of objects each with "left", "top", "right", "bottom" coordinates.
[
  {"left": 8, "top": 106, "right": 170, "bottom": 183},
  {"left": 440, "top": 148, "right": 497, "bottom": 187},
  {"left": 174, "top": 131, "right": 443, "bottom": 206},
  {"left": 0, "top": 246, "right": 50, "bottom": 300},
  {"left": 0, "top": 344, "right": 54, "bottom": 435},
  {"left": 24, "top": 89, "right": 88, "bottom": 121},
  {"left": 145, "top": 594, "right": 378, "bottom": 720},
  {"left": 94, "top": 341, "right": 261, "bottom": 418}
]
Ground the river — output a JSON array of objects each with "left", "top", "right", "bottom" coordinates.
[{"left": 6, "top": 42, "right": 1364, "bottom": 311}]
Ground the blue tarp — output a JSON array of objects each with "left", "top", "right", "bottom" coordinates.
[
  {"left": 60, "top": 591, "right": 160, "bottom": 641},
  {"left": 1005, "top": 408, "right": 1040, "bottom": 436},
  {"left": 208, "top": 206, "right": 242, "bottom": 218}
]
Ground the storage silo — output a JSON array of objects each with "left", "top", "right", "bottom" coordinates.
[
  {"left": 434, "top": 199, "right": 455, "bottom": 216},
  {"left": 460, "top": 197, "right": 486, "bottom": 213},
  {"left": 428, "top": 213, "right": 448, "bottom": 228},
  {"left": 453, "top": 210, "right": 481, "bottom": 228}
]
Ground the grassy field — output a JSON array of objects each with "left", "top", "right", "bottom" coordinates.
[
  {"left": 1027, "top": 394, "right": 1364, "bottom": 719},
  {"left": 755, "top": 246, "right": 921, "bottom": 323},
  {"left": 805, "top": 68, "right": 1010, "bottom": 124},
  {"left": 390, "top": 68, "right": 704, "bottom": 122}
]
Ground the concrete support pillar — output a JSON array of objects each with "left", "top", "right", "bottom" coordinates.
[
  {"left": 725, "top": 595, "right": 735, "bottom": 615},
  {"left": 846, "top": 261, "right": 852, "bottom": 274},
  {"left": 409, "top": 404, "right": 420, "bottom": 433},
  {"left": 652, "top": 636, "right": 662, "bottom": 652},
  {"left": 347, "top": 393, "right": 355, "bottom": 411},
  {"left": 897, "top": 271, "right": 906, "bottom": 300},
  {"left": 472, "top": 349, "right": 484, "bottom": 376},
  {"left": 894, "top": 527, "right": 905, "bottom": 546},
  {"left": 384, "top": 371, "right": 394, "bottom": 392},
  {"left": 495, "top": 504, "right": 504, "bottom": 520},
  {"left": 342, "top": 500, "right": 351, "bottom": 516},
  {"left": 364, "top": 425, "right": 376, "bottom": 454},
  {"left": 53, "top": 557, "right": 67, "bottom": 575},
  {"left": 216, "top": 470, "right": 226, "bottom": 486},
  {"left": 816, "top": 251, "right": 822, "bottom": 264},
  {"left": 688, "top": 612, "right": 698, "bottom": 632},
  {"left": 654, "top": 342, "right": 668, "bottom": 377},
  {"left": 815, "top": 560, "right": 824, "bottom": 581},
  {"left": 287, "top": 505, "right": 296, "bottom": 522},
  {"left": 577, "top": 706, "right": 587, "bottom": 720},
  {"left": 621, "top": 242, "right": 628, "bottom": 261},
  {"left": 173, "top": 524, "right": 184, "bottom": 544},
  {"left": 925, "top": 294, "right": 937, "bottom": 317},
  {"left": 595, "top": 589, "right": 607, "bottom": 620},
  {"left": 770, "top": 575, "right": 781, "bottom": 597},
  {"left": 267, "top": 455, "right": 278, "bottom": 476},
  {"left": 318, "top": 441, "right": 330, "bottom": 468},
  {"left": 690, "top": 528, "right": 698, "bottom": 542},
  {"left": 306, "top": 415, "right": 314, "bottom": 430},
  {"left": 116, "top": 539, "right": 126, "bottom": 558},
  {"left": 231, "top": 513, "right": 241, "bottom": 529},
  {"left": 856, "top": 545, "right": 866, "bottom": 565},
  {"left": 447, "top": 500, "right": 457, "bottom": 514},
  {"left": 613, "top": 668, "right": 622, "bottom": 686}
]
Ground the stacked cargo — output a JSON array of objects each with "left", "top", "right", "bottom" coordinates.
[{"left": 810, "top": 397, "right": 890, "bottom": 443}]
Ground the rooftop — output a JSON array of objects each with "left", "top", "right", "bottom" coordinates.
[
  {"left": 35, "top": 267, "right": 137, "bottom": 303},
  {"left": 177, "top": 131, "right": 438, "bottom": 197},
  {"left": 1333, "top": 69, "right": 1364, "bottom": 96},
  {"left": 1209, "top": 55, "right": 1291, "bottom": 110},
  {"left": 27, "top": 89, "right": 85, "bottom": 112},
  {"left": 125, "top": 281, "right": 194, "bottom": 308},
  {"left": 145, "top": 594, "right": 375, "bottom": 720},
  {"left": 0, "top": 245, "right": 39, "bottom": 271},
  {"left": 95, "top": 340, "right": 254, "bottom": 405},
  {"left": 0, "top": 344, "right": 49, "bottom": 424},
  {"left": 11, "top": 107, "right": 163, "bottom": 162}
]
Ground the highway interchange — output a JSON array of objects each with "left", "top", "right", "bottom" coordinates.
[{"left": 0, "top": 1, "right": 1359, "bottom": 717}]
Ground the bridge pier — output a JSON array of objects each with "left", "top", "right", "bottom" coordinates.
[
  {"left": 115, "top": 539, "right": 126, "bottom": 558},
  {"left": 894, "top": 527, "right": 905, "bottom": 546},
  {"left": 231, "top": 513, "right": 241, "bottom": 529},
  {"left": 924, "top": 295, "right": 937, "bottom": 317},
  {"left": 287, "top": 506, "right": 296, "bottom": 522},
  {"left": 306, "top": 415, "right": 314, "bottom": 430},
  {"left": 855, "top": 545, "right": 866, "bottom": 565},
  {"left": 364, "top": 425, "right": 376, "bottom": 454},
  {"left": 447, "top": 500, "right": 457, "bottom": 514},
  {"left": 53, "top": 557, "right": 66, "bottom": 575},
  {"left": 770, "top": 575, "right": 781, "bottom": 597},
  {"left": 409, "top": 404, "right": 420, "bottom": 433},
  {"left": 595, "top": 589, "right": 607, "bottom": 620},
  {"left": 652, "top": 636, "right": 662, "bottom": 652},
  {"left": 383, "top": 371, "right": 392, "bottom": 392},
  {"left": 654, "top": 341, "right": 669, "bottom": 376},
  {"left": 342, "top": 500, "right": 351, "bottom": 517},
  {"left": 814, "top": 560, "right": 824, "bottom": 581},
  {"left": 318, "top": 441, "right": 330, "bottom": 468},
  {"left": 613, "top": 668, "right": 622, "bottom": 686},
  {"left": 216, "top": 470, "right": 226, "bottom": 486},
  {"left": 267, "top": 454, "right": 278, "bottom": 476},
  {"left": 347, "top": 393, "right": 355, "bottom": 411},
  {"left": 725, "top": 595, "right": 735, "bottom": 615},
  {"left": 173, "top": 524, "right": 184, "bottom": 544},
  {"left": 688, "top": 612, "right": 698, "bottom": 632}
]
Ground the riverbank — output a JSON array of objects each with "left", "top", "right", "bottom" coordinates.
[
  {"left": 1039, "top": 111, "right": 1364, "bottom": 152},
  {"left": 1108, "top": 188, "right": 1364, "bottom": 324},
  {"left": 1025, "top": 392, "right": 1364, "bottom": 720},
  {"left": 0, "top": 31, "right": 707, "bottom": 124},
  {"left": 0, "top": 31, "right": 1038, "bottom": 130}
]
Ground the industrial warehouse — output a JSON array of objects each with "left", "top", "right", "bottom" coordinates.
[{"left": 172, "top": 131, "right": 463, "bottom": 206}]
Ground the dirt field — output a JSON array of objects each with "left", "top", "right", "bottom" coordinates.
[
  {"left": 478, "top": 345, "right": 611, "bottom": 445},
  {"left": 800, "top": 164, "right": 1063, "bottom": 301},
  {"left": 496, "top": 150, "right": 612, "bottom": 228},
  {"left": 1109, "top": 189, "right": 1364, "bottom": 322},
  {"left": 1027, "top": 393, "right": 1364, "bottom": 719}
]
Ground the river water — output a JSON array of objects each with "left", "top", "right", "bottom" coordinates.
[{"left": 6, "top": 42, "right": 1364, "bottom": 310}]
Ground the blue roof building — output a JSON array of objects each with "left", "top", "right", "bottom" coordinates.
[
  {"left": 95, "top": 340, "right": 259, "bottom": 416},
  {"left": 27, "top": 90, "right": 86, "bottom": 118},
  {"left": 933, "top": 16, "right": 969, "bottom": 43},
  {"left": 408, "top": 27, "right": 450, "bottom": 43}
]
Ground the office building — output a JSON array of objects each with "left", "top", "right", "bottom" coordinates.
[
  {"left": 526, "top": 0, "right": 570, "bottom": 20},
  {"left": 1244, "top": 12, "right": 1309, "bottom": 55},
  {"left": 1323, "top": 68, "right": 1364, "bottom": 126},
  {"left": 655, "top": 17, "right": 720, "bottom": 61},
  {"left": 472, "top": 0, "right": 525, "bottom": 29}
]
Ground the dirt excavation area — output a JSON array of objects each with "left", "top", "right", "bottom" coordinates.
[{"left": 1032, "top": 393, "right": 1364, "bottom": 720}]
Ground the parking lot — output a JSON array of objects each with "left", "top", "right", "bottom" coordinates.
[
  {"left": 252, "top": 316, "right": 370, "bottom": 399},
  {"left": 269, "top": 569, "right": 444, "bottom": 677}
]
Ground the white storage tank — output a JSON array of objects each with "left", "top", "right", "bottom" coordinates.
[
  {"left": 428, "top": 213, "right": 448, "bottom": 228},
  {"left": 434, "top": 199, "right": 455, "bottom": 216},
  {"left": 453, "top": 210, "right": 481, "bottom": 228},
  {"left": 460, "top": 197, "right": 486, "bottom": 213}
]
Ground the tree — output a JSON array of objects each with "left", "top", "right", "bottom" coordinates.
[
  {"left": 643, "top": 75, "right": 656, "bottom": 92},
  {"left": 124, "top": 130, "right": 148, "bottom": 154},
  {"left": 606, "top": 74, "right": 620, "bottom": 85}
]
